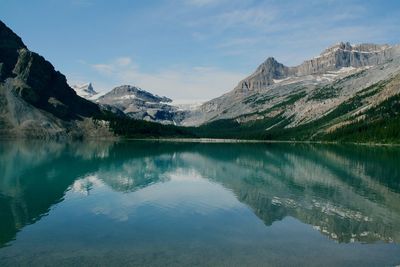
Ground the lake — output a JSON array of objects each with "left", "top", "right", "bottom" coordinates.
[{"left": 0, "top": 141, "right": 399, "bottom": 266}]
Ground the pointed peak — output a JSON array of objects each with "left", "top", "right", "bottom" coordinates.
[
  {"left": 87, "top": 82, "right": 93, "bottom": 90},
  {"left": 256, "top": 57, "right": 286, "bottom": 72},
  {"left": 337, "top": 41, "right": 352, "bottom": 49},
  {"left": 264, "top": 57, "right": 278, "bottom": 64},
  {"left": 320, "top": 42, "right": 352, "bottom": 56}
]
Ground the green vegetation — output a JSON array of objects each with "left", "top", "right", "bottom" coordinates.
[
  {"left": 94, "top": 112, "right": 194, "bottom": 138},
  {"left": 243, "top": 94, "right": 274, "bottom": 107},
  {"left": 190, "top": 92, "right": 307, "bottom": 139},
  {"left": 322, "top": 94, "right": 400, "bottom": 143},
  {"left": 189, "top": 86, "right": 400, "bottom": 143},
  {"left": 357, "top": 79, "right": 389, "bottom": 97},
  {"left": 308, "top": 85, "right": 341, "bottom": 101},
  {"left": 259, "top": 87, "right": 398, "bottom": 142},
  {"left": 308, "top": 74, "right": 388, "bottom": 101},
  {"left": 268, "top": 91, "right": 307, "bottom": 110},
  {"left": 338, "top": 69, "right": 366, "bottom": 82},
  {"left": 94, "top": 79, "right": 400, "bottom": 144},
  {"left": 190, "top": 114, "right": 290, "bottom": 139}
]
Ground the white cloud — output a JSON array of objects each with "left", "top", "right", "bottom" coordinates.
[
  {"left": 183, "top": 0, "right": 395, "bottom": 64},
  {"left": 188, "top": 3, "right": 278, "bottom": 32},
  {"left": 92, "top": 63, "right": 115, "bottom": 75},
  {"left": 92, "top": 56, "right": 136, "bottom": 75},
  {"left": 89, "top": 57, "right": 245, "bottom": 101},
  {"left": 216, "top": 37, "right": 263, "bottom": 49},
  {"left": 115, "top": 57, "right": 132, "bottom": 66},
  {"left": 217, "top": 7, "right": 277, "bottom": 29},
  {"left": 184, "top": 0, "right": 227, "bottom": 7},
  {"left": 67, "top": 1, "right": 400, "bottom": 102}
]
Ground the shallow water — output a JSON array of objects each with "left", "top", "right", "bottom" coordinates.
[{"left": 0, "top": 141, "right": 400, "bottom": 266}]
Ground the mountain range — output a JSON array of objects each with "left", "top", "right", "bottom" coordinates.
[
  {"left": 1, "top": 19, "right": 400, "bottom": 142},
  {"left": 96, "top": 85, "right": 187, "bottom": 124},
  {"left": 182, "top": 41, "right": 400, "bottom": 142},
  {"left": 0, "top": 20, "right": 189, "bottom": 139}
]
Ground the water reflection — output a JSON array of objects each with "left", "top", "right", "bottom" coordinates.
[
  {"left": 0, "top": 141, "right": 399, "bottom": 266},
  {"left": 184, "top": 144, "right": 400, "bottom": 243}
]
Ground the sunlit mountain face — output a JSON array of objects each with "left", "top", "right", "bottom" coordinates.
[{"left": 0, "top": 141, "right": 400, "bottom": 266}]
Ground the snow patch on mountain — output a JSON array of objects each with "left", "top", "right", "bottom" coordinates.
[{"left": 71, "top": 83, "right": 98, "bottom": 99}]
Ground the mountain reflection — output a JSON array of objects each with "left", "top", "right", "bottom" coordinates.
[{"left": 0, "top": 141, "right": 399, "bottom": 247}]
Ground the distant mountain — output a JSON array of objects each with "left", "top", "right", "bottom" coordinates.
[
  {"left": 2, "top": 17, "right": 400, "bottom": 142},
  {"left": 233, "top": 42, "right": 395, "bottom": 94},
  {"left": 0, "top": 20, "right": 191, "bottom": 139},
  {"left": 184, "top": 42, "right": 400, "bottom": 142},
  {"left": 71, "top": 82, "right": 98, "bottom": 99},
  {"left": 97, "top": 85, "right": 187, "bottom": 124}
]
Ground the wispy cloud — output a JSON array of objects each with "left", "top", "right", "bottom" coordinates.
[
  {"left": 55, "top": 0, "right": 400, "bottom": 101},
  {"left": 215, "top": 6, "right": 277, "bottom": 29},
  {"left": 184, "top": 0, "right": 227, "bottom": 7},
  {"left": 183, "top": 0, "right": 400, "bottom": 65},
  {"left": 88, "top": 57, "right": 245, "bottom": 101},
  {"left": 187, "top": 2, "right": 278, "bottom": 32},
  {"left": 92, "top": 56, "right": 134, "bottom": 75}
]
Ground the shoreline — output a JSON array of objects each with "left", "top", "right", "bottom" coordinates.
[
  {"left": 124, "top": 138, "right": 400, "bottom": 147},
  {"left": 0, "top": 137, "right": 399, "bottom": 147}
]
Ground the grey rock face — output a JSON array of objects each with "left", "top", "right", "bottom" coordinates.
[
  {"left": 295, "top": 42, "right": 394, "bottom": 76},
  {"left": 98, "top": 85, "right": 172, "bottom": 104},
  {"left": 235, "top": 57, "right": 290, "bottom": 93},
  {"left": 97, "top": 85, "right": 185, "bottom": 124},
  {"left": 232, "top": 42, "right": 398, "bottom": 96},
  {"left": 8, "top": 47, "right": 101, "bottom": 120},
  {"left": 0, "top": 20, "right": 113, "bottom": 139},
  {"left": 181, "top": 41, "right": 400, "bottom": 128}
]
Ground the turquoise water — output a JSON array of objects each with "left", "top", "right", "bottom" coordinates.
[{"left": 0, "top": 141, "right": 400, "bottom": 266}]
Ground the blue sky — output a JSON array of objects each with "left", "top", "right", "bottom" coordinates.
[{"left": 1, "top": 0, "right": 400, "bottom": 101}]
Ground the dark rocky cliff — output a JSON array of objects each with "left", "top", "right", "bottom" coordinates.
[{"left": 0, "top": 20, "right": 111, "bottom": 138}]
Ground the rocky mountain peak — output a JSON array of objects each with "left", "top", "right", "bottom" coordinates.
[
  {"left": 230, "top": 41, "right": 398, "bottom": 96},
  {"left": 319, "top": 42, "right": 352, "bottom": 56},
  {"left": 98, "top": 85, "right": 172, "bottom": 104},
  {"left": 264, "top": 57, "right": 278, "bottom": 65},
  {"left": 297, "top": 41, "right": 394, "bottom": 75},
  {"left": 72, "top": 82, "right": 98, "bottom": 99},
  {"left": 257, "top": 57, "right": 287, "bottom": 74},
  {"left": 87, "top": 82, "right": 94, "bottom": 90},
  {"left": 96, "top": 85, "right": 182, "bottom": 124},
  {"left": 110, "top": 85, "right": 141, "bottom": 95},
  {"left": 320, "top": 41, "right": 390, "bottom": 57},
  {"left": 260, "top": 57, "right": 288, "bottom": 77},
  {"left": 189, "top": 41, "right": 400, "bottom": 127},
  {"left": 234, "top": 57, "right": 290, "bottom": 94}
]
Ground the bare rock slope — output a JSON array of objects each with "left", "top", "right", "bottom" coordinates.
[
  {"left": 96, "top": 85, "right": 187, "bottom": 125},
  {"left": 0, "top": 20, "right": 113, "bottom": 139},
  {"left": 182, "top": 42, "right": 400, "bottom": 140}
]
